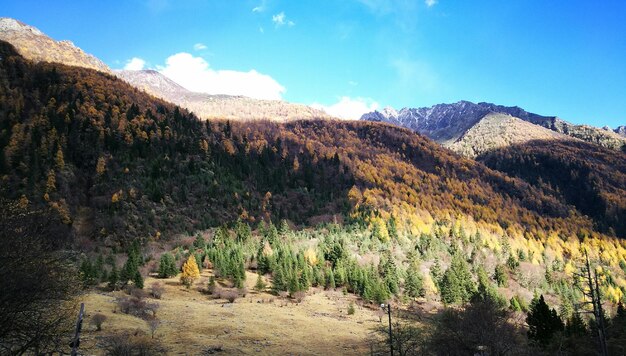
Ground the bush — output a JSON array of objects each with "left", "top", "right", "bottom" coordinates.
[
  {"left": 292, "top": 291, "right": 306, "bottom": 303},
  {"left": 102, "top": 332, "right": 167, "bottom": 355},
  {"left": 150, "top": 282, "right": 165, "bottom": 299},
  {"left": 116, "top": 292, "right": 159, "bottom": 319},
  {"left": 90, "top": 313, "right": 107, "bottom": 331},
  {"left": 348, "top": 302, "right": 355, "bottom": 315},
  {"left": 222, "top": 289, "right": 239, "bottom": 303}
]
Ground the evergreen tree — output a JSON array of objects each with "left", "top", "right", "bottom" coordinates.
[
  {"left": 254, "top": 273, "right": 266, "bottom": 291},
  {"left": 108, "top": 265, "right": 119, "bottom": 290},
  {"left": 279, "top": 219, "right": 290, "bottom": 236},
  {"left": 494, "top": 264, "right": 508, "bottom": 287},
  {"left": 439, "top": 252, "right": 476, "bottom": 304},
  {"left": 158, "top": 252, "right": 178, "bottom": 278},
  {"left": 133, "top": 270, "right": 144, "bottom": 289},
  {"left": 526, "top": 294, "right": 564, "bottom": 345},
  {"left": 379, "top": 251, "right": 399, "bottom": 295},
  {"left": 387, "top": 216, "right": 398, "bottom": 240},
  {"left": 565, "top": 312, "right": 587, "bottom": 337},
  {"left": 327, "top": 269, "right": 336, "bottom": 289},
  {"left": 272, "top": 265, "right": 287, "bottom": 292},
  {"left": 405, "top": 265, "right": 425, "bottom": 298},
  {"left": 193, "top": 234, "right": 206, "bottom": 249},
  {"left": 235, "top": 219, "right": 251, "bottom": 242},
  {"left": 195, "top": 252, "right": 204, "bottom": 271}
]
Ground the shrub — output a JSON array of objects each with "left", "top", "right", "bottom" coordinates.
[
  {"left": 101, "top": 332, "right": 166, "bottom": 355},
  {"left": 150, "top": 282, "right": 164, "bottom": 299},
  {"left": 348, "top": 302, "right": 355, "bottom": 315},
  {"left": 292, "top": 291, "right": 306, "bottom": 303},
  {"left": 116, "top": 292, "right": 159, "bottom": 319},
  {"left": 222, "top": 289, "right": 239, "bottom": 303},
  {"left": 90, "top": 313, "right": 107, "bottom": 331}
]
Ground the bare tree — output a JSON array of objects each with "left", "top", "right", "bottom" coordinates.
[
  {"left": 0, "top": 199, "right": 80, "bottom": 355},
  {"left": 146, "top": 317, "right": 161, "bottom": 339}
]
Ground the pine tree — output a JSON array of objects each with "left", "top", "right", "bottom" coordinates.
[
  {"left": 439, "top": 252, "right": 476, "bottom": 304},
  {"left": 158, "top": 252, "right": 178, "bottom": 278},
  {"left": 195, "top": 252, "right": 204, "bottom": 271},
  {"left": 181, "top": 255, "right": 200, "bottom": 288},
  {"left": 193, "top": 234, "right": 206, "bottom": 249},
  {"left": 565, "top": 312, "right": 587, "bottom": 337},
  {"left": 254, "top": 273, "right": 266, "bottom": 291},
  {"left": 494, "top": 264, "right": 508, "bottom": 287},
  {"left": 272, "top": 265, "right": 287, "bottom": 292},
  {"left": 526, "top": 294, "right": 564, "bottom": 345},
  {"left": 327, "top": 269, "right": 336, "bottom": 289},
  {"left": 235, "top": 219, "right": 251, "bottom": 242},
  {"left": 133, "top": 270, "right": 144, "bottom": 289},
  {"left": 405, "top": 265, "right": 425, "bottom": 298},
  {"left": 108, "top": 266, "right": 119, "bottom": 290},
  {"left": 379, "top": 251, "right": 399, "bottom": 295}
]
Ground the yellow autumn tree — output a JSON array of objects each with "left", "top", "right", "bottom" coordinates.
[
  {"left": 181, "top": 255, "right": 200, "bottom": 288},
  {"left": 96, "top": 156, "right": 106, "bottom": 176}
]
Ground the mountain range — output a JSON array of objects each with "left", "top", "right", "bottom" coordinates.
[
  {"left": 0, "top": 17, "right": 625, "bottom": 240},
  {"left": 361, "top": 101, "right": 626, "bottom": 156}
]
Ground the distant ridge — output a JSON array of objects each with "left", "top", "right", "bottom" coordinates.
[
  {"left": 361, "top": 101, "right": 626, "bottom": 154},
  {"left": 0, "top": 17, "right": 110, "bottom": 73},
  {"left": 449, "top": 112, "right": 569, "bottom": 158},
  {"left": 115, "top": 69, "right": 334, "bottom": 122}
]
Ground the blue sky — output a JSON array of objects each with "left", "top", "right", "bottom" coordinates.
[{"left": 2, "top": 0, "right": 625, "bottom": 126}]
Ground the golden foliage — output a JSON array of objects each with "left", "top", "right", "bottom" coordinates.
[
  {"left": 96, "top": 156, "right": 106, "bottom": 176},
  {"left": 304, "top": 248, "right": 318, "bottom": 266},
  {"left": 181, "top": 255, "right": 200, "bottom": 288}
]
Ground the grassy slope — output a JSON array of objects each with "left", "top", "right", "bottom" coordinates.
[{"left": 80, "top": 270, "right": 382, "bottom": 355}]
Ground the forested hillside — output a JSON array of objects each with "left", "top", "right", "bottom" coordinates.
[
  {"left": 479, "top": 140, "right": 626, "bottom": 238},
  {"left": 0, "top": 40, "right": 607, "bottom": 248}
]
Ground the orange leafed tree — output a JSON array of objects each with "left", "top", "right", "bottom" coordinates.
[{"left": 181, "top": 255, "right": 200, "bottom": 288}]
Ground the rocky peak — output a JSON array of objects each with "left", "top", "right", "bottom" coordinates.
[{"left": 0, "top": 17, "right": 110, "bottom": 73}]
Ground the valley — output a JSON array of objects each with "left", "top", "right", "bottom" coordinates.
[{"left": 1, "top": 11, "right": 626, "bottom": 356}]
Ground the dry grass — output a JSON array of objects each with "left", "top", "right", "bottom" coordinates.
[{"left": 79, "top": 269, "right": 380, "bottom": 355}]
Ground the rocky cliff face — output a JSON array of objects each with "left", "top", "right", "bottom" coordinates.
[{"left": 0, "top": 17, "right": 110, "bottom": 73}]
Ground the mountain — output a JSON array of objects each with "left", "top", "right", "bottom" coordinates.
[
  {"left": 115, "top": 69, "right": 332, "bottom": 121},
  {"left": 0, "top": 17, "right": 329, "bottom": 122},
  {"left": 361, "top": 101, "right": 626, "bottom": 153},
  {"left": 1, "top": 39, "right": 613, "bottom": 245},
  {"left": 0, "top": 17, "right": 110, "bottom": 73},
  {"left": 615, "top": 125, "right": 626, "bottom": 138},
  {"left": 448, "top": 113, "right": 569, "bottom": 158}
]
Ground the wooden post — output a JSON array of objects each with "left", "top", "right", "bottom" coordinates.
[
  {"left": 70, "top": 303, "right": 84, "bottom": 356},
  {"left": 387, "top": 304, "right": 393, "bottom": 356}
]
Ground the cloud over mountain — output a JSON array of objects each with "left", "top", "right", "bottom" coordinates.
[{"left": 157, "top": 52, "right": 285, "bottom": 100}]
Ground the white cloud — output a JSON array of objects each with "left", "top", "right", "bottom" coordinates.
[
  {"left": 252, "top": 0, "right": 267, "bottom": 12},
  {"left": 312, "top": 97, "right": 379, "bottom": 120},
  {"left": 157, "top": 52, "right": 285, "bottom": 100},
  {"left": 193, "top": 43, "right": 207, "bottom": 51},
  {"left": 272, "top": 12, "right": 295, "bottom": 27},
  {"left": 425, "top": 0, "right": 437, "bottom": 7},
  {"left": 123, "top": 57, "right": 146, "bottom": 70}
]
